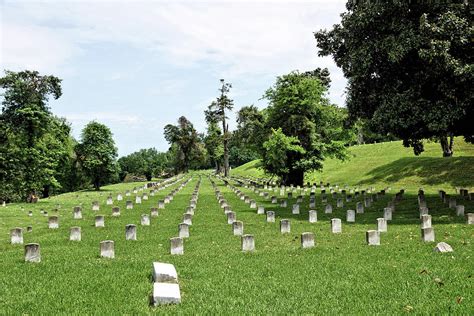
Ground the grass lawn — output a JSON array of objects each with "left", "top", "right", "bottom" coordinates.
[{"left": 0, "top": 170, "right": 473, "bottom": 313}]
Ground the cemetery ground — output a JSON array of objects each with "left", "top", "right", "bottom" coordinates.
[{"left": 0, "top": 143, "right": 473, "bottom": 313}]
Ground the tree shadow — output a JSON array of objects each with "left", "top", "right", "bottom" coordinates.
[{"left": 358, "top": 156, "right": 474, "bottom": 188}]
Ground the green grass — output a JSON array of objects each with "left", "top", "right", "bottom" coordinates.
[{"left": 232, "top": 138, "right": 474, "bottom": 193}]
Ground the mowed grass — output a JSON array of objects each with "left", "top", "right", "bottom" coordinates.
[
  {"left": 0, "top": 172, "right": 473, "bottom": 314},
  {"left": 232, "top": 137, "right": 474, "bottom": 193}
]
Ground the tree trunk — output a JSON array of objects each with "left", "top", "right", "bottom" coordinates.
[
  {"left": 223, "top": 121, "right": 229, "bottom": 177},
  {"left": 42, "top": 185, "right": 50, "bottom": 198},
  {"left": 440, "top": 135, "right": 454, "bottom": 157},
  {"left": 285, "top": 169, "right": 305, "bottom": 186},
  {"left": 94, "top": 178, "right": 101, "bottom": 191}
]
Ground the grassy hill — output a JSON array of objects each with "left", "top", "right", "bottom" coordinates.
[{"left": 232, "top": 138, "right": 474, "bottom": 193}]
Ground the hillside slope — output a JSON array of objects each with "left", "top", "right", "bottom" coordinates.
[{"left": 231, "top": 138, "right": 474, "bottom": 193}]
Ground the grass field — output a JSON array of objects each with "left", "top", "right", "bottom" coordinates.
[
  {"left": 1, "top": 140, "right": 473, "bottom": 313},
  {"left": 232, "top": 138, "right": 474, "bottom": 193}
]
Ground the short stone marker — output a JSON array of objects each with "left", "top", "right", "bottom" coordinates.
[
  {"left": 152, "top": 262, "right": 178, "bottom": 283},
  {"left": 135, "top": 196, "right": 142, "bottom": 204},
  {"left": 325, "top": 204, "right": 332, "bottom": 214},
  {"left": 434, "top": 242, "right": 453, "bottom": 252},
  {"left": 383, "top": 207, "right": 392, "bottom": 221},
  {"left": 331, "top": 218, "right": 342, "bottom": 233},
  {"left": 153, "top": 283, "right": 181, "bottom": 305},
  {"left": 366, "top": 230, "right": 380, "bottom": 245},
  {"left": 106, "top": 197, "right": 113, "bottom": 205},
  {"left": 419, "top": 206, "right": 429, "bottom": 218},
  {"left": 356, "top": 202, "right": 364, "bottom": 214},
  {"left": 151, "top": 208, "right": 159, "bottom": 217},
  {"left": 241, "top": 234, "right": 255, "bottom": 252},
  {"left": 170, "top": 237, "right": 183, "bottom": 255},
  {"left": 112, "top": 207, "right": 120, "bottom": 217},
  {"left": 250, "top": 200, "right": 257, "bottom": 209},
  {"left": 25, "top": 243, "right": 41, "bottom": 263},
  {"left": 141, "top": 214, "right": 150, "bottom": 226},
  {"left": 280, "top": 200, "right": 287, "bottom": 208},
  {"left": 337, "top": 198, "right": 343, "bottom": 208},
  {"left": 301, "top": 232, "right": 315, "bottom": 248},
  {"left": 233, "top": 221, "right": 244, "bottom": 236},
  {"left": 126, "top": 224, "right": 137, "bottom": 240},
  {"left": 467, "top": 213, "right": 474, "bottom": 225},
  {"left": 100, "top": 240, "right": 115, "bottom": 259},
  {"left": 183, "top": 213, "right": 192, "bottom": 226},
  {"left": 292, "top": 204, "right": 300, "bottom": 214},
  {"left": 178, "top": 223, "right": 189, "bottom": 238},
  {"left": 346, "top": 210, "right": 355, "bottom": 223},
  {"left": 257, "top": 206, "right": 265, "bottom": 215},
  {"left": 308, "top": 210, "right": 317, "bottom": 223},
  {"left": 48, "top": 216, "right": 59, "bottom": 229},
  {"left": 227, "top": 211, "right": 236, "bottom": 224},
  {"left": 95, "top": 215, "right": 105, "bottom": 227},
  {"left": 126, "top": 201, "right": 133, "bottom": 210},
  {"left": 117, "top": 194, "right": 123, "bottom": 201},
  {"left": 421, "top": 227, "right": 435, "bottom": 242},
  {"left": 266, "top": 211, "right": 275, "bottom": 223},
  {"left": 280, "top": 219, "right": 290, "bottom": 233},
  {"left": 271, "top": 196, "right": 277, "bottom": 204},
  {"left": 73, "top": 206, "right": 82, "bottom": 219},
  {"left": 421, "top": 214, "right": 432, "bottom": 229},
  {"left": 70, "top": 227, "right": 81, "bottom": 241},
  {"left": 10, "top": 228, "right": 23, "bottom": 244},
  {"left": 377, "top": 218, "right": 387, "bottom": 232},
  {"left": 456, "top": 205, "right": 465, "bottom": 216},
  {"left": 27, "top": 226, "right": 33, "bottom": 232},
  {"left": 158, "top": 200, "right": 165, "bottom": 209},
  {"left": 92, "top": 201, "right": 100, "bottom": 211}
]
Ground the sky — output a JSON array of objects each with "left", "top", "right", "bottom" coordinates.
[{"left": 1, "top": 0, "right": 348, "bottom": 156}]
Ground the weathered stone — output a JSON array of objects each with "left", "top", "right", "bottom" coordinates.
[
  {"left": 421, "top": 214, "right": 432, "bottom": 229},
  {"left": 366, "top": 230, "right": 380, "bottom": 245},
  {"left": 421, "top": 227, "right": 435, "bottom": 242},
  {"left": 257, "top": 206, "right": 265, "bottom": 215},
  {"left": 141, "top": 214, "right": 150, "bottom": 226},
  {"left": 27, "top": 226, "right": 32, "bottom": 232},
  {"left": 95, "top": 215, "right": 105, "bottom": 227},
  {"left": 271, "top": 196, "right": 278, "bottom": 204},
  {"left": 135, "top": 196, "right": 142, "bottom": 204},
  {"left": 356, "top": 202, "right": 364, "bottom": 214},
  {"left": 377, "top": 218, "right": 387, "bottom": 232},
  {"left": 227, "top": 211, "right": 236, "bottom": 224},
  {"left": 152, "top": 282, "right": 181, "bottom": 305},
  {"left": 419, "top": 206, "right": 429, "bottom": 218},
  {"left": 70, "top": 226, "right": 81, "bottom": 241},
  {"left": 467, "top": 213, "right": 474, "bottom": 224},
  {"left": 73, "top": 206, "right": 82, "bottom": 219},
  {"left": 308, "top": 210, "right": 317, "bottom": 223},
  {"left": 106, "top": 197, "right": 113, "bottom": 205},
  {"left": 434, "top": 242, "right": 453, "bottom": 252},
  {"left": 92, "top": 201, "right": 100, "bottom": 211},
  {"left": 125, "top": 224, "right": 137, "bottom": 240},
  {"left": 233, "top": 221, "right": 244, "bottom": 236},
  {"left": 142, "top": 193, "right": 149, "bottom": 200},
  {"left": 24, "top": 243, "right": 41, "bottom": 263},
  {"left": 448, "top": 198, "right": 456, "bottom": 209},
  {"left": 183, "top": 213, "right": 192, "bottom": 226},
  {"left": 117, "top": 194, "right": 123, "bottom": 201},
  {"left": 152, "top": 262, "right": 178, "bottom": 283},
  {"left": 170, "top": 237, "right": 183, "bottom": 255},
  {"left": 28, "top": 210, "right": 33, "bottom": 217},
  {"left": 301, "top": 232, "right": 315, "bottom": 248},
  {"left": 158, "top": 200, "right": 165, "bottom": 209},
  {"left": 456, "top": 205, "right": 465, "bottom": 216},
  {"left": 266, "top": 211, "right": 275, "bottom": 223},
  {"left": 331, "top": 218, "right": 342, "bottom": 233},
  {"left": 178, "top": 223, "right": 189, "bottom": 238},
  {"left": 346, "top": 210, "right": 356, "bottom": 223},
  {"left": 10, "top": 228, "right": 23, "bottom": 244},
  {"left": 383, "top": 207, "right": 392, "bottom": 221},
  {"left": 48, "top": 216, "right": 59, "bottom": 229},
  {"left": 292, "top": 204, "right": 300, "bottom": 214},
  {"left": 126, "top": 201, "right": 133, "bottom": 210},
  {"left": 250, "top": 200, "right": 257, "bottom": 209},
  {"left": 280, "top": 219, "right": 290, "bottom": 233},
  {"left": 280, "top": 199, "right": 287, "bottom": 208},
  {"left": 241, "top": 234, "right": 255, "bottom": 252},
  {"left": 151, "top": 208, "right": 159, "bottom": 217},
  {"left": 336, "top": 198, "right": 343, "bottom": 208},
  {"left": 112, "top": 207, "right": 120, "bottom": 217},
  {"left": 325, "top": 204, "right": 332, "bottom": 214},
  {"left": 100, "top": 240, "right": 115, "bottom": 259}
]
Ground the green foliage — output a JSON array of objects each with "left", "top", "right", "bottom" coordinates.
[
  {"left": 204, "top": 121, "right": 224, "bottom": 172},
  {"left": 263, "top": 71, "right": 350, "bottom": 185},
  {"left": 164, "top": 116, "right": 200, "bottom": 173},
  {"left": 315, "top": 1, "right": 473, "bottom": 156},
  {"left": 76, "top": 121, "right": 118, "bottom": 190},
  {"left": 118, "top": 148, "right": 169, "bottom": 181}
]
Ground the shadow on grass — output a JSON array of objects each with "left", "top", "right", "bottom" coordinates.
[{"left": 358, "top": 157, "right": 474, "bottom": 188}]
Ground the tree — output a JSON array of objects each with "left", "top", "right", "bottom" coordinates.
[
  {"left": 204, "top": 120, "right": 224, "bottom": 173},
  {"left": 76, "top": 121, "right": 118, "bottom": 190},
  {"left": 263, "top": 71, "right": 349, "bottom": 185},
  {"left": 0, "top": 70, "right": 65, "bottom": 201},
  {"left": 315, "top": 1, "right": 473, "bottom": 156},
  {"left": 205, "top": 79, "right": 233, "bottom": 177},
  {"left": 164, "top": 116, "right": 199, "bottom": 173},
  {"left": 118, "top": 148, "right": 168, "bottom": 181}
]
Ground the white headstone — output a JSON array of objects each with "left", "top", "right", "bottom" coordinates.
[
  {"left": 241, "top": 234, "right": 255, "bottom": 252},
  {"left": 266, "top": 211, "right": 275, "bottom": 223},
  {"left": 456, "top": 205, "right": 465, "bottom": 216},
  {"left": 178, "top": 223, "right": 189, "bottom": 238},
  {"left": 10, "top": 228, "right": 23, "bottom": 244},
  {"left": 421, "top": 214, "right": 432, "bottom": 229},
  {"left": 331, "top": 218, "right": 342, "bottom": 233},
  {"left": 467, "top": 213, "right": 474, "bottom": 225},
  {"left": 152, "top": 262, "right": 178, "bottom": 283},
  {"left": 48, "top": 216, "right": 59, "bottom": 229},
  {"left": 141, "top": 214, "right": 150, "bottom": 226},
  {"left": 292, "top": 204, "right": 300, "bottom": 214},
  {"left": 125, "top": 224, "right": 137, "bottom": 240},
  {"left": 325, "top": 204, "right": 332, "bottom": 214},
  {"left": 95, "top": 215, "right": 105, "bottom": 227},
  {"left": 421, "top": 227, "right": 435, "bottom": 242},
  {"left": 233, "top": 221, "right": 244, "bottom": 236},
  {"left": 257, "top": 206, "right": 265, "bottom": 215},
  {"left": 73, "top": 206, "right": 82, "bottom": 219},
  {"left": 383, "top": 207, "right": 392, "bottom": 221},
  {"left": 24, "top": 243, "right": 41, "bottom": 263},
  {"left": 227, "top": 211, "right": 236, "bottom": 224},
  {"left": 366, "top": 230, "right": 380, "bottom": 245},
  {"left": 301, "top": 232, "right": 315, "bottom": 248},
  {"left": 100, "top": 240, "right": 115, "bottom": 259},
  {"left": 346, "top": 210, "right": 356, "bottom": 223},
  {"left": 112, "top": 207, "right": 120, "bottom": 217},
  {"left": 152, "top": 282, "right": 181, "bottom": 305},
  {"left": 308, "top": 210, "right": 317, "bottom": 223},
  {"left": 170, "top": 237, "right": 183, "bottom": 255},
  {"left": 70, "top": 227, "right": 81, "bottom": 241},
  {"left": 377, "top": 218, "right": 387, "bottom": 232},
  {"left": 280, "top": 219, "right": 290, "bottom": 233}
]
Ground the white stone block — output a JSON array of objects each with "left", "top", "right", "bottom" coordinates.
[
  {"left": 152, "top": 262, "right": 178, "bottom": 283},
  {"left": 153, "top": 282, "right": 181, "bottom": 305}
]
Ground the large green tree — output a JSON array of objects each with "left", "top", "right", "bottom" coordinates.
[
  {"left": 118, "top": 148, "right": 169, "bottom": 181},
  {"left": 315, "top": 1, "right": 473, "bottom": 156},
  {"left": 76, "top": 121, "right": 118, "bottom": 190},
  {"left": 263, "top": 71, "right": 350, "bottom": 185},
  {"left": 164, "top": 116, "right": 199, "bottom": 173},
  {"left": 204, "top": 120, "right": 224, "bottom": 173},
  {"left": 0, "top": 70, "right": 71, "bottom": 201}
]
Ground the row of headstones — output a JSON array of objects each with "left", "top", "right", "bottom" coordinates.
[
  {"left": 436, "top": 190, "right": 471, "bottom": 216},
  {"left": 169, "top": 177, "right": 202, "bottom": 255},
  {"left": 20, "top": 177, "right": 195, "bottom": 262}
]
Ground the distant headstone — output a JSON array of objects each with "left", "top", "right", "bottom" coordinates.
[
  {"left": 292, "top": 204, "right": 300, "bottom": 215},
  {"left": 421, "top": 227, "right": 435, "bottom": 242},
  {"left": 233, "top": 221, "right": 244, "bottom": 236},
  {"left": 48, "top": 216, "right": 59, "bottom": 229},
  {"left": 158, "top": 200, "right": 165, "bottom": 209},
  {"left": 280, "top": 200, "right": 287, "bottom": 208},
  {"left": 356, "top": 202, "right": 364, "bottom": 214},
  {"left": 421, "top": 214, "right": 432, "bottom": 229},
  {"left": 141, "top": 214, "right": 150, "bottom": 226},
  {"left": 27, "top": 226, "right": 33, "bottom": 232},
  {"left": 366, "top": 230, "right": 380, "bottom": 245},
  {"left": 73, "top": 206, "right": 82, "bottom": 219},
  {"left": 126, "top": 201, "right": 133, "bottom": 210},
  {"left": 346, "top": 210, "right": 356, "bottom": 223},
  {"left": 271, "top": 196, "right": 277, "bottom": 204},
  {"left": 301, "top": 232, "right": 315, "bottom": 248},
  {"left": 178, "top": 223, "right": 189, "bottom": 238},
  {"left": 183, "top": 213, "right": 192, "bottom": 225},
  {"left": 266, "top": 211, "right": 275, "bottom": 223},
  {"left": 377, "top": 218, "right": 387, "bottom": 232},
  {"left": 106, "top": 197, "right": 113, "bottom": 205},
  {"left": 135, "top": 196, "right": 142, "bottom": 204},
  {"left": 456, "top": 205, "right": 465, "bottom": 216},
  {"left": 325, "top": 204, "right": 332, "bottom": 214},
  {"left": 95, "top": 215, "right": 105, "bottom": 227},
  {"left": 337, "top": 198, "right": 343, "bottom": 208},
  {"left": 241, "top": 234, "right": 255, "bottom": 252},
  {"left": 92, "top": 201, "right": 100, "bottom": 211},
  {"left": 151, "top": 208, "right": 159, "bottom": 217},
  {"left": 467, "top": 213, "right": 474, "bottom": 225},
  {"left": 112, "top": 207, "right": 120, "bottom": 217},
  {"left": 125, "top": 224, "right": 137, "bottom": 240},
  {"left": 227, "top": 211, "right": 236, "bottom": 224},
  {"left": 308, "top": 210, "right": 317, "bottom": 223},
  {"left": 152, "top": 262, "right": 178, "bottom": 283},
  {"left": 280, "top": 219, "right": 290, "bottom": 234},
  {"left": 24, "top": 243, "right": 41, "bottom": 263},
  {"left": 10, "top": 228, "right": 23, "bottom": 244},
  {"left": 383, "top": 207, "right": 392, "bottom": 221},
  {"left": 117, "top": 194, "right": 123, "bottom": 201},
  {"left": 100, "top": 240, "right": 115, "bottom": 259},
  {"left": 257, "top": 206, "right": 265, "bottom": 215},
  {"left": 250, "top": 200, "right": 257, "bottom": 209},
  {"left": 70, "top": 227, "right": 81, "bottom": 241},
  {"left": 331, "top": 218, "right": 342, "bottom": 233},
  {"left": 170, "top": 237, "right": 183, "bottom": 255},
  {"left": 434, "top": 242, "right": 453, "bottom": 252}
]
